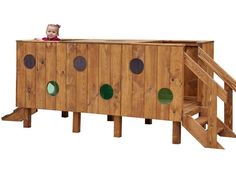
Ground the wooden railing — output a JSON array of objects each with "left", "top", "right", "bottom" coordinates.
[
  {"left": 184, "top": 48, "right": 235, "bottom": 147},
  {"left": 198, "top": 48, "right": 235, "bottom": 130}
]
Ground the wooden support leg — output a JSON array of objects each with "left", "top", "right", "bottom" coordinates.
[
  {"left": 23, "top": 108, "right": 31, "bottom": 128},
  {"left": 107, "top": 115, "right": 114, "bottom": 121},
  {"left": 224, "top": 83, "right": 233, "bottom": 130},
  {"left": 172, "top": 121, "right": 181, "bottom": 144},
  {"left": 73, "top": 112, "right": 81, "bottom": 133},
  {"left": 207, "top": 84, "right": 218, "bottom": 148},
  {"left": 145, "top": 119, "right": 152, "bottom": 124},
  {"left": 114, "top": 116, "right": 122, "bottom": 137},
  {"left": 62, "top": 111, "right": 69, "bottom": 118}
]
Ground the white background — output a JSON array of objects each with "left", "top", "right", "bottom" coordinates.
[{"left": 0, "top": 0, "right": 236, "bottom": 176}]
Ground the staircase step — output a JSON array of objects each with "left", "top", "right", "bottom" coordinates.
[{"left": 195, "top": 116, "right": 208, "bottom": 126}]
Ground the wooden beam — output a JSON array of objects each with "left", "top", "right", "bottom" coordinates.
[
  {"left": 73, "top": 112, "right": 81, "bottom": 133},
  {"left": 114, "top": 116, "right": 122, "bottom": 137},
  {"left": 172, "top": 121, "right": 181, "bottom": 144},
  {"left": 207, "top": 83, "right": 218, "bottom": 148},
  {"left": 224, "top": 83, "right": 233, "bottom": 130},
  {"left": 23, "top": 108, "right": 31, "bottom": 128},
  {"left": 198, "top": 48, "right": 236, "bottom": 91},
  {"left": 61, "top": 111, "right": 69, "bottom": 118},
  {"left": 107, "top": 115, "right": 114, "bottom": 121},
  {"left": 217, "top": 117, "right": 236, "bottom": 138},
  {"left": 2, "top": 108, "right": 37, "bottom": 121},
  {"left": 145, "top": 119, "right": 152, "bottom": 124},
  {"left": 184, "top": 53, "right": 227, "bottom": 102}
]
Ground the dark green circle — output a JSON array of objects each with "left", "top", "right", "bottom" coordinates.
[
  {"left": 47, "top": 81, "right": 59, "bottom": 96},
  {"left": 157, "top": 88, "right": 173, "bottom": 104},
  {"left": 100, "top": 84, "right": 113, "bottom": 100}
]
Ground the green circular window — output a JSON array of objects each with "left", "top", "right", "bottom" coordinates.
[
  {"left": 158, "top": 88, "right": 173, "bottom": 104},
  {"left": 47, "top": 81, "right": 59, "bottom": 96},
  {"left": 100, "top": 84, "right": 113, "bottom": 100}
]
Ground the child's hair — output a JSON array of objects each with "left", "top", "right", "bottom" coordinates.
[{"left": 47, "top": 24, "right": 61, "bottom": 35}]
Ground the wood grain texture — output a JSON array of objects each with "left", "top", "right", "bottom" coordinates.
[
  {"left": 56, "top": 43, "right": 67, "bottom": 110},
  {"left": 157, "top": 46, "right": 171, "bottom": 120},
  {"left": 98, "top": 44, "right": 111, "bottom": 114},
  {"left": 144, "top": 45, "right": 157, "bottom": 119},
  {"left": 224, "top": 83, "right": 233, "bottom": 130},
  {"left": 73, "top": 112, "right": 81, "bottom": 132},
  {"left": 35, "top": 43, "right": 46, "bottom": 109},
  {"left": 66, "top": 43, "right": 77, "bottom": 111},
  {"left": 121, "top": 45, "right": 133, "bottom": 116},
  {"left": 76, "top": 44, "right": 88, "bottom": 112},
  {"left": 110, "top": 45, "right": 122, "bottom": 116},
  {"left": 184, "top": 47, "right": 198, "bottom": 96},
  {"left": 25, "top": 42, "right": 36, "bottom": 108},
  {"left": 132, "top": 45, "right": 145, "bottom": 117},
  {"left": 87, "top": 44, "right": 99, "bottom": 113},
  {"left": 45, "top": 43, "right": 57, "bottom": 110},
  {"left": 16, "top": 42, "right": 26, "bottom": 107},
  {"left": 169, "top": 47, "right": 184, "bottom": 121}
]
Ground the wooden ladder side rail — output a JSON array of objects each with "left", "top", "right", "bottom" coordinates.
[
  {"left": 184, "top": 53, "right": 227, "bottom": 103},
  {"left": 198, "top": 47, "right": 236, "bottom": 91},
  {"left": 198, "top": 48, "right": 234, "bottom": 130},
  {"left": 182, "top": 115, "right": 223, "bottom": 149}
]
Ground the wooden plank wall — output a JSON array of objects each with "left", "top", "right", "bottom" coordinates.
[
  {"left": 198, "top": 42, "right": 214, "bottom": 107},
  {"left": 16, "top": 42, "right": 184, "bottom": 121}
]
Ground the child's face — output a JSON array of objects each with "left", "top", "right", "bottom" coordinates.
[{"left": 46, "top": 26, "right": 58, "bottom": 39}]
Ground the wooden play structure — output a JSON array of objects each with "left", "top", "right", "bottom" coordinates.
[{"left": 2, "top": 39, "right": 236, "bottom": 149}]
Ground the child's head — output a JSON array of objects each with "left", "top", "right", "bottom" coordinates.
[{"left": 46, "top": 24, "right": 60, "bottom": 39}]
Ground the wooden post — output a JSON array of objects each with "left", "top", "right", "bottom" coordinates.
[
  {"left": 207, "top": 84, "right": 218, "bottom": 148},
  {"left": 114, "top": 116, "right": 122, "bottom": 137},
  {"left": 23, "top": 108, "right": 31, "bottom": 128},
  {"left": 172, "top": 121, "right": 181, "bottom": 144},
  {"left": 224, "top": 83, "right": 233, "bottom": 130},
  {"left": 62, "top": 111, "right": 69, "bottom": 118},
  {"left": 73, "top": 112, "right": 81, "bottom": 133},
  {"left": 145, "top": 119, "right": 152, "bottom": 124},
  {"left": 107, "top": 115, "right": 114, "bottom": 121}
]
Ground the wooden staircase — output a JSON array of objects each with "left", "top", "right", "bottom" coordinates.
[{"left": 182, "top": 47, "right": 236, "bottom": 149}]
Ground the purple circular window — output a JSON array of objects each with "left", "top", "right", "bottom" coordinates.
[
  {"left": 129, "top": 58, "right": 144, "bottom": 74},
  {"left": 73, "top": 56, "right": 87, "bottom": 71},
  {"left": 24, "top": 54, "right": 36, "bottom": 69}
]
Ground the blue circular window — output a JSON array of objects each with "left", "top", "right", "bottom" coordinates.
[
  {"left": 158, "top": 88, "right": 173, "bottom": 104},
  {"left": 47, "top": 81, "right": 59, "bottom": 96},
  {"left": 129, "top": 58, "right": 144, "bottom": 74},
  {"left": 100, "top": 84, "right": 113, "bottom": 100},
  {"left": 24, "top": 54, "right": 36, "bottom": 69},
  {"left": 73, "top": 56, "right": 87, "bottom": 71}
]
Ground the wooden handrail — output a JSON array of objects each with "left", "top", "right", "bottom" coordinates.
[
  {"left": 198, "top": 47, "right": 236, "bottom": 91},
  {"left": 184, "top": 53, "right": 227, "bottom": 103}
]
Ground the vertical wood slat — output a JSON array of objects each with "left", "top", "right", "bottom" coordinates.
[
  {"left": 169, "top": 47, "right": 184, "bottom": 121},
  {"left": 144, "top": 45, "right": 157, "bottom": 119},
  {"left": 66, "top": 43, "right": 77, "bottom": 111},
  {"left": 184, "top": 47, "right": 198, "bottom": 97},
  {"left": 45, "top": 43, "right": 57, "bottom": 110},
  {"left": 207, "top": 83, "right": 218, "bottom": 147},
  {"left": 25, "top": 42, "right": 36, "bottom": 108},
  {"left": 132, "top": 45, "right": 145, "bottom": 117},
  {"left": 56, "top": 43, "right": 67, "bottom": 110},
  {"left": 16, "top": 42, "right": 26, "bottom": 107},
  {"left": 110, "top": 45, "right": 122, "bottom": 116},
  {"left": 73, "top": 112, "right": 81, "bottom": 132},
  {"left": 198, "top": 42, "right": 214, "bottom": 109},
  {"left": 224, "top": 83, "right": 233, "bottom": 130},
  {"left": 114, "top": 116, "right": 122, "bottom": 137},
  {"left": 35, "top": 43, "right": 46, "bottom": 109},
  {"left": 76, "top": 44, "right": 88, "bottom": 112},
  {"left": 87, "top": 44, "right": 99, "bottom": 113},
  {"left": 98, "top": 44, "right": 111, "bottom": 114},
  {"left": 172, "top": 121, "right": 181, "bottom": 144},
  {"left": 121, "top": 45, "right": 133, "bottom": 116},
  {"left": 157, "top": 46, "right": 171, "bottom": 120}
]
